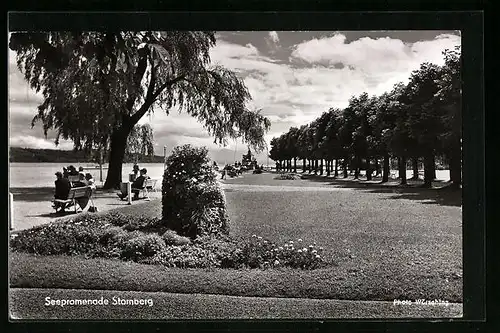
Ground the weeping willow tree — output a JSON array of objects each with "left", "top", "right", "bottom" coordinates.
[
  {"left": 9, "top": 31, "right": 271, "bottom": 188},
  {"left": 125, "top": 123, "right": 155, "bottom": 162}
]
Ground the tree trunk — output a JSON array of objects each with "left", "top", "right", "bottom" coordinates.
[
  {"left": 293, "top": 158, "right": 297, "bottom": 173},
  {"left": 449, "top": 137, "right": 462, "bottom": 187},
  {"left": 399, "top": 156, "right": 407, "bottom": 185},
  {"left": 354, "top": 156, "right": 360, "bottom": 180},
  {"left": 326, "top": 160, "right": 331, "bottom": 176},
  {"left": 374, "top": 158, "right": 379, "bottom": 177},
  {"left": 103, "top": 127, "right": 131, "bottom": 189},
  {"left": 334, "top": 159, "right": 339, "bottom": 178},
  {"left": 308, "top": 159, "right": 312, "bottom": 173},
  {"left": 302, "top": 159, "right": 306, "bottom": 173},
  {"left": 319, "top": 159, "right": 324, "bottom": 175},
  {"left": 411, "top": 157, "right": 419, "bottom": 180},
  {"left": 343, "top": 159, "right": 348, "bottom": 178},
  {"left": 431, "top": 154, "right": 436, "bottom": 180},
  {"left": 382, "top": 154, "right": 390, "bottom": 183},
  {"left": 423, "top": 153, "right": 434, "bottom": 188},
  {"left": 366, "top": 158, "right": 372, "bottom": 181}
]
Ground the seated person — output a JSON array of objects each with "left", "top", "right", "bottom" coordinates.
[
  {"left": 52, "top": 171, "right": 71, "bottom": 211},
  {"left": 67, "top": 165, "right": 79, "bottom": 176},
  {"left": 118, "top": 168, "right": 149, "bottom": 200},
  {"left": 68, "top": 173, "right": 94, "bottom": 210},
  {"left": 78, "top": 166, "right": 85, "bottom": 177},
  {"left": 62, "top": 167, "right": 69, "bottom": 178},
  {"left": 129, "top": 163, "right": 140, "bottom": 182},
  {"left": 72, "top": 173, "right": 88, "bottom": 188},
  {"left": 85, "top": 173, "right": 96, "bottom": 190}
]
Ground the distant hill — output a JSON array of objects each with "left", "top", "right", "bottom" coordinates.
[{"left": 9, "top": 147, "right": 164, "bottom": 163}]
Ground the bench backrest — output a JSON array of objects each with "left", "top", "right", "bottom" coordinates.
[
  {"left": 68, "top": 175, "right": 80, "bottom": 182},
  {"left": 68, "top": 186, "right": 92, "bottom": 199}
]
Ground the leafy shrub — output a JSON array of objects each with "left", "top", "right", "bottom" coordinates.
[
  {"left": 144, "top": 235, "right": 241, "bottom": 268},
  {"left": 120, "top": 234, "right": 166, "bottom": 261},
  {"left": 98, "top": 211, "right": 161, "bottom": 231},
  {"left": 162, "top": 144, "right": 229, "bottom": 238},
  {"left": 98, "top": 226, "right": 128, "bottom": 246},
  {"left": 162, "top": 229, "right": 191, "bottom": 246},
  {"left": 143, "top": 245, "right": 220, "bottom": 268},
  {"left": 192, "top": 235, "right": 244, "bottom": 268},
  {"left": 10, "top": 217, "right": 109, "bottom": 256},
  {"left": 123, "top": 216, "right": 162, "bottom": 232}
]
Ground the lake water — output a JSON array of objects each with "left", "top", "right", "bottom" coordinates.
[
  {"left": 9, "top": 162, "right": 451, "bottom": 188},
  {"left": 9, "top": 162, "right": 169, "bottom": 188}
]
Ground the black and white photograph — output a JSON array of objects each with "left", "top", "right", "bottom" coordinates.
[{"left": 8, "top": 23, "right": 468, "bottom": 320}]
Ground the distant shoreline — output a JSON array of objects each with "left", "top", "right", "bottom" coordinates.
[{"left": 9, "top": 147, "right": 164, "bottom": 164}]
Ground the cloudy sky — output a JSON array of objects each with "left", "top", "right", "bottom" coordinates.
[{"left": 8, "top": 30, "right": 460, "bottom": 164}]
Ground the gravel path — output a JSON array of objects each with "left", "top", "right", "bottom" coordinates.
[{"left": 9, "top": 187, "right": 162, "bottom": 231}]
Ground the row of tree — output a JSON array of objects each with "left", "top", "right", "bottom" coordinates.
[{"left": 269, "top": 46, "right": 461, "bottom": 188}]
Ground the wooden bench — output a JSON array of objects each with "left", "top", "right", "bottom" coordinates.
[
  {"left": 52, "top": 186, "right": 95, "bottom": 213},
  {"left": 131, "top": 178, "right": 157, "bottom": 201}
]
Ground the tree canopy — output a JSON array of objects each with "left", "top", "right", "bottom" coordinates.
[
  {"left": 10, "top": 31, "right": 271, "bottom": 188},
  {"left": 269, "top": 46, "right": 462, "bottom": 187}
]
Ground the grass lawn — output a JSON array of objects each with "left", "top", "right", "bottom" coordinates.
[{"left": 10, "top": 173, "right": 462, "bottom": 302}]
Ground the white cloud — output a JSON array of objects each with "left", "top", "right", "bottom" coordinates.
[
  {"left": 290, "top": 33, "right": 461, "bottom": 87},
  {"left": 211, "top": 41, "right": 260, "bottom": 60},
  {"left": 10, "top": 135, "right": 74, "bottom": 150}
]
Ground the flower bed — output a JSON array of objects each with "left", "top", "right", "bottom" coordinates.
[{"left": 10, "top": 216, "right": 326, "bottom": 270}]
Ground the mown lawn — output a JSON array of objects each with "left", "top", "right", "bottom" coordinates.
[{"left": 10, "top": 174, "right": 462, "bottom": 302}]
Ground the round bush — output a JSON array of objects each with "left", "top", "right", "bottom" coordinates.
[
  {"left": 120, "top": 233, "right": 167, "bottom": 261},
  {"left": 162, "top": 144, "right": 229, "bottom": 238},
  {"left": 161, "top": 229, "right": 191, "bottom": 246}
]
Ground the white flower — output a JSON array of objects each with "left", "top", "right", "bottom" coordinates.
[
  {"left": 312, "top": 250, "right": 317, "bottom": 254},
  {"left": 251, "top": 234, "right": 257, "bottom": 238},
  {"left": 298, "top": 238, "right": 303, "bottom": 242},
  {"left": 273, "top": 260, "right": 280, "bottom": 266},
  {"left": 297, "top": 249, "right": 302, "bottom": 253},
  {"left": 257, "top": 236, "right": 262, "bottom": 240},
  {"left": 289, "top": 241, "right": 294, "bottom": 244},
  {"left": 303, "top": 248, "right": 308, "bottom": 252}
]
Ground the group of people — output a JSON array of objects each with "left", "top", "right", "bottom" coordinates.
[
  {"left": 53, "top": 165, "right": 96, "bottom": 212},
  {"left": 117, "top": 164, "right": 150, "bottom": 201}
]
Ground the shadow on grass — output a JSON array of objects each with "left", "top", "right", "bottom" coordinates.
[
  {"left": 9, "top": 187, "right": 122, "bottom": 203},
  {"left": 25, "top": 211, "right": 78, "bottom": 218},
  {"left": 299, "top": 174, "right": 462, "bottom": 207}
]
